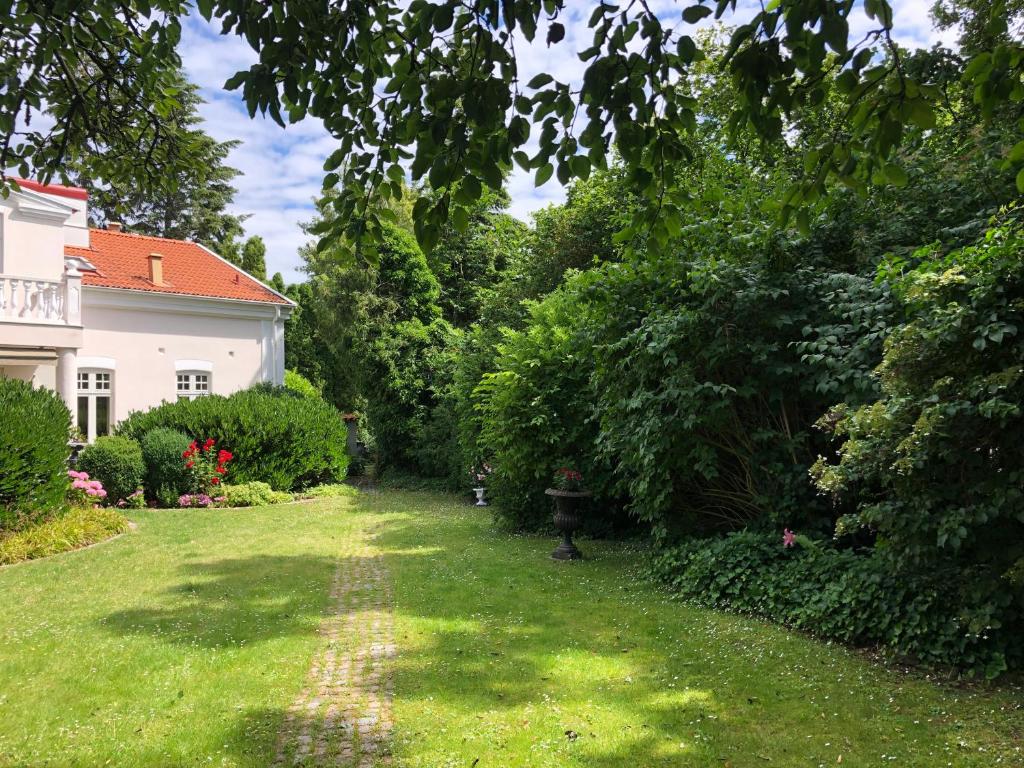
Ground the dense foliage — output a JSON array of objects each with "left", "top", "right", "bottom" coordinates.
[
  {"left": 0, "top": 378, "right": 70, "bottom": 529},
  {"left": 117, "top": 386, "right": 349, "bottom": 490},
  {"left": 811, "top": 217, "right": 1024, "bottom": 676},
  {"left": 140, "top": 427, "right": 192, "bottom": 507},
  {"left": 78, "top": 436, "right": 145, "bottom": 506},
  {"left": 7, "top": 2, "right": 1023, "bottom": 258},
  {"left": 650, "top": 531, "right": 1016, "bottom": 677}
]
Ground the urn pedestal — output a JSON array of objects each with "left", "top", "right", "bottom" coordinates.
[
  {"left": 544, "top": 488, "right": 591, "bottom": 560},
  {"left": 473, "top": 487, "right": 489, "bottom": 507}
]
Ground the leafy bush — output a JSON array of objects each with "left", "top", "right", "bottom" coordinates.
[
  {"left": 812, "top": 217, "right": 1024, "bottom": 677},
  {"left": 0, "top": 377, "right": 70, "bottom": 529},
  {"left": 585, "top": 254, "right": 893, "bottom": 541},
  {"left": 220, "top": 481, "right": 292, "bottom": 507},
  {"left": 284, "top": 369, "right": 321, "bottom": 398},
  {"left": 77, "top": 436, "right": 144, "bottom": 506},
  {"left": 475, "top": 276, "right": 624, "bottom": 532},
  {"left": 651, "top": 531, "right": 1017, "bottom": 678},
  {"left": 117, "top": 386, "right": 349, "bottom": 490},
  {"left": 0, "top": 506, "right": 129, "bottom": 565},
  {"left": 140, "top": 428, "right": 192, "bottom": 507},
  {"left": 301, "top": 483, "right": 359, "bottom": 499},
  {"left": 363, "top": 317, "right": 461, "bottom": 476}
]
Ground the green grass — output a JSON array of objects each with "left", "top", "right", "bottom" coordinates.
[
  {"left": 0, "top": 491, "right": 1020, "bottom": 767},
  {"left": 0, "top": 498, "right": 376, "bottom": 767},
  {"left": 376, "top": 491, "right": 1024, "bottom": 768}
]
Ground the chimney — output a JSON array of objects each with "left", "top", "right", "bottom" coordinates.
[
  {"left": 107, "top": 222, "right": 122, "bottom": 233},
  {"left": 148, "top": 252, "right": 164, "bottom": 286}
]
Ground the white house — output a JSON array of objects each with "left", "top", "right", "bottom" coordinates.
[{"left": 0, "top": 179, "right": 294, "bottom": 441}]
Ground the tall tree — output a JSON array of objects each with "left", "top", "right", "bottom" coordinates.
[
  {"left": 66, "top": 71, "right": 247, "bottom": 251},
  {"left": 422, "top": 188, "right": 528, "bottom": 328},
  {"left": 241, "top": 236, "right": 267, "bottom": 280}
]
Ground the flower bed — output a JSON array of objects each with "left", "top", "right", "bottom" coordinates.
[{"left": 0, "top": 506, "right": 129, "bottom": 566}]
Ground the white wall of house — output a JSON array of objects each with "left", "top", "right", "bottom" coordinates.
[
  {"left": 0, "top": 187, "right": 88, "bottom": 277},
  {"left": 80, "top": 288, "right": 288, "bottom": 424}
]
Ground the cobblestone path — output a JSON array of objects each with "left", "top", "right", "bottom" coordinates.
[{"left": 273, "top": 553, "right": 395, "bottom": 767}]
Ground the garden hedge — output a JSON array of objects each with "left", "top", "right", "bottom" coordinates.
[
  {"left": 0, "top": 377, "right": 70, "bottom": 528},
  {"left": 651, "top": 532, "right": 1020, "bottom": 679},
  {"left": 117, "top": 385, "right": 349, "bottom": 490},
  {"left": 140, "top": 428, "right": 192, "bottom": 507},
  {"left": 78, "top": 436, "right": 145, "bottom": 505}
]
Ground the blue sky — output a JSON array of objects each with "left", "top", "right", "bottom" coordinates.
[{"left": 178, "top": 3, "right": 953, "bottom": 282}]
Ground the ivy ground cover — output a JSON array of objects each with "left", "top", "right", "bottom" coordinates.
[{"left": 0, "top": 492, "right": 1020, "bottom": 767}]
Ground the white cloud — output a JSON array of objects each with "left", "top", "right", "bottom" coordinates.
[{"left": 179, "top": 3, "right": 945, "bottom": 278}]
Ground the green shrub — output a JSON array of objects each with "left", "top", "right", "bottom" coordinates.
[
  {"left": 651, "top": 531, "right": 1016, "bottom": 678},
  {"left": 362, "top": 317, "right": 460, "bottom": 476},
  {"left": 140, "top": 428, "right": 192, "bottom": 507},
  {"left": 220, "top": 481, "right": 292, "bottom": 507},
  {"left": 811, "top": 217, "right": 1024, "bottom": 678},
  {"left": 0, "top": 377, "right": 70, "bottom": 529},
  {"left": 284, "top": 369, "right": 321, "bottom": 398},
  {"left": 474, "top": 275, "right": 623, "bottom": 532},
  {"left": 117, "top": 385, "right": 349, "bottom": 490},
  {"left": 301, "top": 483, "right": 359, "bottom": 499},
  {"left": 0, "top": 506, "right": 129, "bottom": 565},
  {"left": 78, "top": 436, "right": 144, "bottom": 505}
]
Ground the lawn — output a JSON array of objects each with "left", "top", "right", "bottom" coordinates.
[{"left": 0, "top": 491, "right": 1020, "bottom": 767}]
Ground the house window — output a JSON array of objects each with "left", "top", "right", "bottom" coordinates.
[
  {"left": 77, "top": 370, "right": 112, "bottom": 441},
  {"left": 177, "top": 372, "right": 210, "bottom": 400}
]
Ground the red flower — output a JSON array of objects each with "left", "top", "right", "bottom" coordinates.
[
  {"left": 203, "top": 438, "right": 215, "bottom": 452},
  {"left": 185, "top": 460, "right": 194, "bottom": 469},
  {"left": 189, "top": 441, "right": 198, "bottom": 451},
  {"left": 210, "top": 476, "right": 220, "bottom": 485},
  {"left": 182, "top": 449, "right": 192, "bottom": 459},
  {"left": 215, "top": 466, "right": 226, "bottom": 474},
  {"left": 217, "top": 449, "right": 233, "bottom": 463}
]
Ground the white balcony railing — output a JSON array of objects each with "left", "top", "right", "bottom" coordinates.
[{"left": 0, "top": 269, "right": 81, "bottom": 326}]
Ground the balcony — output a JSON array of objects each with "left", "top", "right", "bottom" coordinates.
[{"left": 0, "top": 269, "right": 81, "bottom": 327}]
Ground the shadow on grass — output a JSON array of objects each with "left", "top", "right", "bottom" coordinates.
[
  {"left": 100, "top": 554, "right": 344, "bottom": 648},
  {"left": 361, "top": 497, "right": 720, "bottom": 767}
]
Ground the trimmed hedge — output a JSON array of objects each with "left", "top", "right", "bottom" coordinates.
[
  {"left": 0, "top": 378, "right": 70, "bottom": 529},
  {"left": 141, "top": 428, "right": 192, "bottom": 507},
  {"left": 117, "top": 386, "right": 349, "bottom": 490},
  {"left": 651, "top": 532, "right": 1020, "bottom": 679},
  {"left": 78, "top": 436, "right": 144, "bottom": 505}
]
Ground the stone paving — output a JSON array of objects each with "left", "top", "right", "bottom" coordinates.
[{"left": 273, "top": 552, "right": 395, "bottom": 767}]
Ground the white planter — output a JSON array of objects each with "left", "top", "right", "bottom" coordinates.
[{"left": 473, "top": 487, "right": 488, "bottom": 507}]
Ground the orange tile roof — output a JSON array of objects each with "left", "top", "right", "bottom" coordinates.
[{"left": 65, "top": 229, "right": 290, "bottom": 305}]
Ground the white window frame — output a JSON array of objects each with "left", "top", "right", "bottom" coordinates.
[
  {"left": 176, "top": 371, "right": 211, "bottom": 400},
  {"left": 77, "top": 368, "right": 113, "bottom": 442}
]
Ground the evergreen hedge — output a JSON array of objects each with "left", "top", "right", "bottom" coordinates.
[
  {"left": 117, "top": 386, "right": 349, "bottom": 490},
  {"left": 0, "top": 377, "right": 70, "bottom": 529}
]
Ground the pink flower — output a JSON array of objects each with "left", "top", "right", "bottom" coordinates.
[
  {"left": 72, "top": 479, "right": 87, "bottom": 489},
  {"left": 97, "top": 489, "right": 107, "bottom": 498},
  {"left": 783, "top": 529, "right": 796, "bottom": 548}
]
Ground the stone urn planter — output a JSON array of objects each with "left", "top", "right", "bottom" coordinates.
[
  {"left": 473, "top": 487, "right": 489, "bottom": 507},
  {"left": 545, "top": 488, "right": 590, "bottom": 560}
]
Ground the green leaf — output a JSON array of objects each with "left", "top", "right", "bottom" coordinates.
[
  {"left": 535, "top": 163, "right": 554, "bottom": 186},
  {"left": 682, "top": 5, "right": 713, "bottom": 23},
  {"left": 884, "top": 163, "right": 908, "bottom": 187}
]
